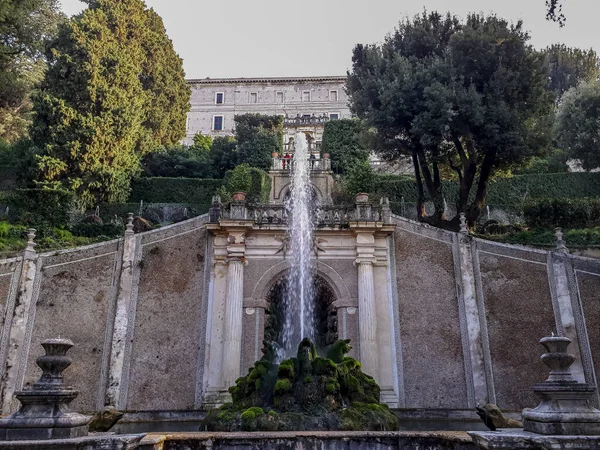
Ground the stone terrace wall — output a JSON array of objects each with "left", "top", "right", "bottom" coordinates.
[
  {"left": 0, "top": 215, "right": 210, "bottom": 414},
  {"left": 391, "top": 215, "right": 600, "bottom": 411}
]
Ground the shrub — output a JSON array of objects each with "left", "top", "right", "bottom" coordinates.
[
  {"left": 70, "top": 223, "right": 124, "bottom": 238},
  {"left": 321, "top": 119, "right": 370, "bottom": 174},
  {"left": 222, "top": 164, "right": 271, "bottom": 203},
  {"left": 129, "top": 178, "right": 222, "bottom": 205},
  {"left": 7, "top": 189, "right": 77, "bottom": 227},
  {"left": 523, "top": 198, "right": 600, "bottom": 229}
]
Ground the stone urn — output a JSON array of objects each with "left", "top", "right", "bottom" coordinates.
[
  {"left": 0, "top": 338, "right": 91, "bottom": 440},
  {"left": 232, "top": 192, "right": 246, "bottom": 202},
  {"left": 355, "top": 193, "right": 369, "bottom": 203}
]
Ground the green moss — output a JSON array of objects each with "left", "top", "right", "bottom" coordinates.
[
  {"left": 274, "top": 378, "right": 292, "bottom": 395},
  {"left": 278, "top": 359, "right": 295, "bottom": 379},
  {"left": 304, "top": 376, "right": 313, "bottom": 383},
  {"left": 312, "top": 357, "right": 337, "bottom": 376}
]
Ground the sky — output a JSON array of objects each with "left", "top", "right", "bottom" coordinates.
[{"left": 58, "top": 0, "right": 600, "bottom": 79}]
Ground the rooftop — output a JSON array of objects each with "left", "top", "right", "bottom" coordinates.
[{"left": 187, "top": 75, "right": 346, "bottom": 85}]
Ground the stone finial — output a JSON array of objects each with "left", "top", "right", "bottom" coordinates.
[
  {"left": 523, "top": 335, "right": 600, "bottom": 435},
  {"left": 125, "top": 213, "right": 134, "bottom": 234},
  {"left": 24, "top": 228, "right": 36, "bottom": 253},
  {"left": 459, "top": 213, "right": 468, "bottom": 234},
  {"left": 212, "top": 195, "right": 222, "bottom": 206},
  {"left": 380, "top": 197, "right": 392, "bottom": 223},
  {"left": 555, "top": 227, "right": 568, "bottom": 253}
]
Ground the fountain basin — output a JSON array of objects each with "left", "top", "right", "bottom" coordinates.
[{"left": 138, "top": 431, "right": 476, "bottom": 450}]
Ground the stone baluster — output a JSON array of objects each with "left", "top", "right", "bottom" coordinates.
[
  {"left": 355, "top": 231, "right": 379, "bottom": 380},
  {"left": 221, "top": 233, "right": 246, "bottom": 389}
]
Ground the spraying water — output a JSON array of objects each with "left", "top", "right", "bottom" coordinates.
[{"left": 279, "top": 133, "right": 316, "bottom": 358}]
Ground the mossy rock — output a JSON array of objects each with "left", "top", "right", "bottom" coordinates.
[{"left": 200, "top": 338, "right": 399, "bottom": 432}]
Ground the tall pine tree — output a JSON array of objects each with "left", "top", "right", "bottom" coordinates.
[{"left": 31, "top": 0, "right": 190, "bottom": 207}]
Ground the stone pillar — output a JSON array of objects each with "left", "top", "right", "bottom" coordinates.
[
  {"left": 454, "top": 223, "right": 489, "bottom": 407},
  {"left": 221, "top": 233, "right": 246, "bottom": 389},
  {"left": 1, "top": 230, "right": 39, "bottom": 414},
  {"left": 355, "top": 230, "right": 379, "bottom": 380},
  {"left": 106, "top": 214, "right": 138, "bottom": 409}
]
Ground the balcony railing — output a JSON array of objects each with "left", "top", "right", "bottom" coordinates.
[
  {"left": 271, "top": 157, "right": 331, "bottom": 171},
  {"left": 210, "top": 199, "right": 392, "bottom": 227}
]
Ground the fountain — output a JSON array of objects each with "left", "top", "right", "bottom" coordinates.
[{"left": 279, "top": 133, "right": 316, "bottom": 358}]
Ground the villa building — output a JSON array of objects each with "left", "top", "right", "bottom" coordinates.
[{"left": 185, "top": 76, "right": 351, "bottom": 149}]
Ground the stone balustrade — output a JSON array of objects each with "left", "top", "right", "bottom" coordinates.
[
  {"left": 212, "top": 201, "right": 391, "bottom": 227},
  {"left": 272, "top": 157, "right": 331, "bottom": 171}
]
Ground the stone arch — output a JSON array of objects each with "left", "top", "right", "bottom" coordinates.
[
  {"left": 276, "top": 182, "right": 324, "bottom": 204},
  {"left": 246, "top": 259, "right": 354, "bottom": 308}
]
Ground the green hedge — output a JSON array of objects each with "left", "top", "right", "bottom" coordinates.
[
  {"left": 524, "top": 198, "right": 600, "bottom": 229},
  {"left": 0, "top": 166, "right": 17, "bottom": 191},
  {"left": 372, "top": 172, "right": 600, "bottom": 206},
  {"left": 1, "top": 189, "right": 76, "bottom": 227},
  {"left": 129, "top": 178, "right": 223, "bottom": 204}
]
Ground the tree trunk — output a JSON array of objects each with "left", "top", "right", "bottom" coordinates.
[
  {"left": 411, "top": 150, "right": 426, "bottom": 219},
  {"left": 467, "top": 150, "right": 496, "bottom": 229}
]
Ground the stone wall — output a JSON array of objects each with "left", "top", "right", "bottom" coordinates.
[
  {"left": 0, "top": 215, "right": 211, "bottom": 415},
  {"left": 391, "top": 216, "right": 600, "bottom": 412},
  {"left": 0, "top": 210, "right": 599, "bottom": 416}
]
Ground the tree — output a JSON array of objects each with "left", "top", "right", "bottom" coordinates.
[
  {"left": 0, "top": 0, "right": 63, "bottom": 142},
  {"left": 546, "top": 0, "right": 566, "bottom": 27},
  {"left": 211, "top": 136, "right": 238, "bottom": 177},
  {"left": 544, "top": 44, "right": 600, "bottom": 100},
  {"left": 31, "top": 0, "right": 190, "bottom": 207},
  {"left": 347, "top": 12, "right": 554, "bottom": 229},
  {"left": 321, "top": 119, "right": 370, "bottom": 174},
  {"left": 555, "top": 81, "right": 600, "bottom": 170},
  {"left": 234, "top": 114, "right": 283, "bottom": 171}
]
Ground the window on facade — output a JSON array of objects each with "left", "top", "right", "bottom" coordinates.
[
  {"left": 330, "top": 90, "right": 338, "bottom": 102},
  {"left": 276, "top": 91, "right": 284, "bottom": 103},
  {"left": 329, "top": 113, "right": 339, "bottom": 120},
  {"left": 302, "top": 91, "right": 311, "bottom": 102},
  {"left": 250, "top": 92, "right": 258, "bottom": 103},
  {"left": 213, "top": 115, "right": 223, "bottom": 131},
  {"left": 215, "top": 92, "right": 224, "bottom": 104}
]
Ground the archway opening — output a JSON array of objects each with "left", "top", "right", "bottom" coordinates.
[{"left": 265, "top": 273, "right": 337, "bottom": 356}]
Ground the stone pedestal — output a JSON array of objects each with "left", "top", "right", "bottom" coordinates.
[
  {"left": 522, "top": 336, "right": 600, "bottom": 435},
  {"left": 0, "top": 339, "right": 91, "bottom": 440}
]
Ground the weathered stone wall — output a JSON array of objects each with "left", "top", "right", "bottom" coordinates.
[
  {"left": 390, "top": 215, "right": 600, "bottom": 412},
  {"left": 23, "top": 242, "right": 121, "bottom": 411},
  {"left": 476, "top": 242, "right": 555, "bottom": 410},
  {"left": 126, "top": 227, "right": 209, "bottom": 410},
  {"left": 573, "top": 257, "right": 600, "bottom": 407},
  {"left": 0, "top": 215, "right": 211, "bottom": 415},
  {"left": 0, "top": 210, "right": 599, "bottom": 417},
  {"left": 393, "top": 222, "right": 468, "bottom": 409}
]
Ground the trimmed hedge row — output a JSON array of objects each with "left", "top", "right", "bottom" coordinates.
[
  {"left": 129, "top": 178, "right": 222, "bottom": 204},
  {"left": 524, "top": 198, "right": 600, "bottom": 229},
  {"left": 372, "top": 172, "right": 600, "bottom": 206}
]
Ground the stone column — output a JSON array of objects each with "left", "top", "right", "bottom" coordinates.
[
  {"left": 1, "top": 230, "right": 39, "bottom": 414},
  {"left": 454, "top": 218, "right": 489, "bottom": 407},
  {"left": 106, "top": 214, "right": 139, "bottom": 409},
  {"left": 355, "top": 230, "right": 379, "bottom": 380},
  {"left": 221, "top": 233, "right": 246, "bottom": 389}
]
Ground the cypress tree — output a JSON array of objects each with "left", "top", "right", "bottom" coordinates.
[{"left": 31, "top": 0, "right": 190, "bottom": 207}]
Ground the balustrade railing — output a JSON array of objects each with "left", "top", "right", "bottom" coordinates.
[
  {"left": 213, "top": 202, "right": 386, "bottom": 226},
  {"left": 272, "top": 157, "right": 331, "bottom": 171}
]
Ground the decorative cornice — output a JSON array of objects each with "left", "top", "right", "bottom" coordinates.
[{"left": 187, "top": 75, "right": 346, "bottom": 85}]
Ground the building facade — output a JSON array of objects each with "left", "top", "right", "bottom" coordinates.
[{"left": 185, "top": 76, "right": 351, "bottom": 147}]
